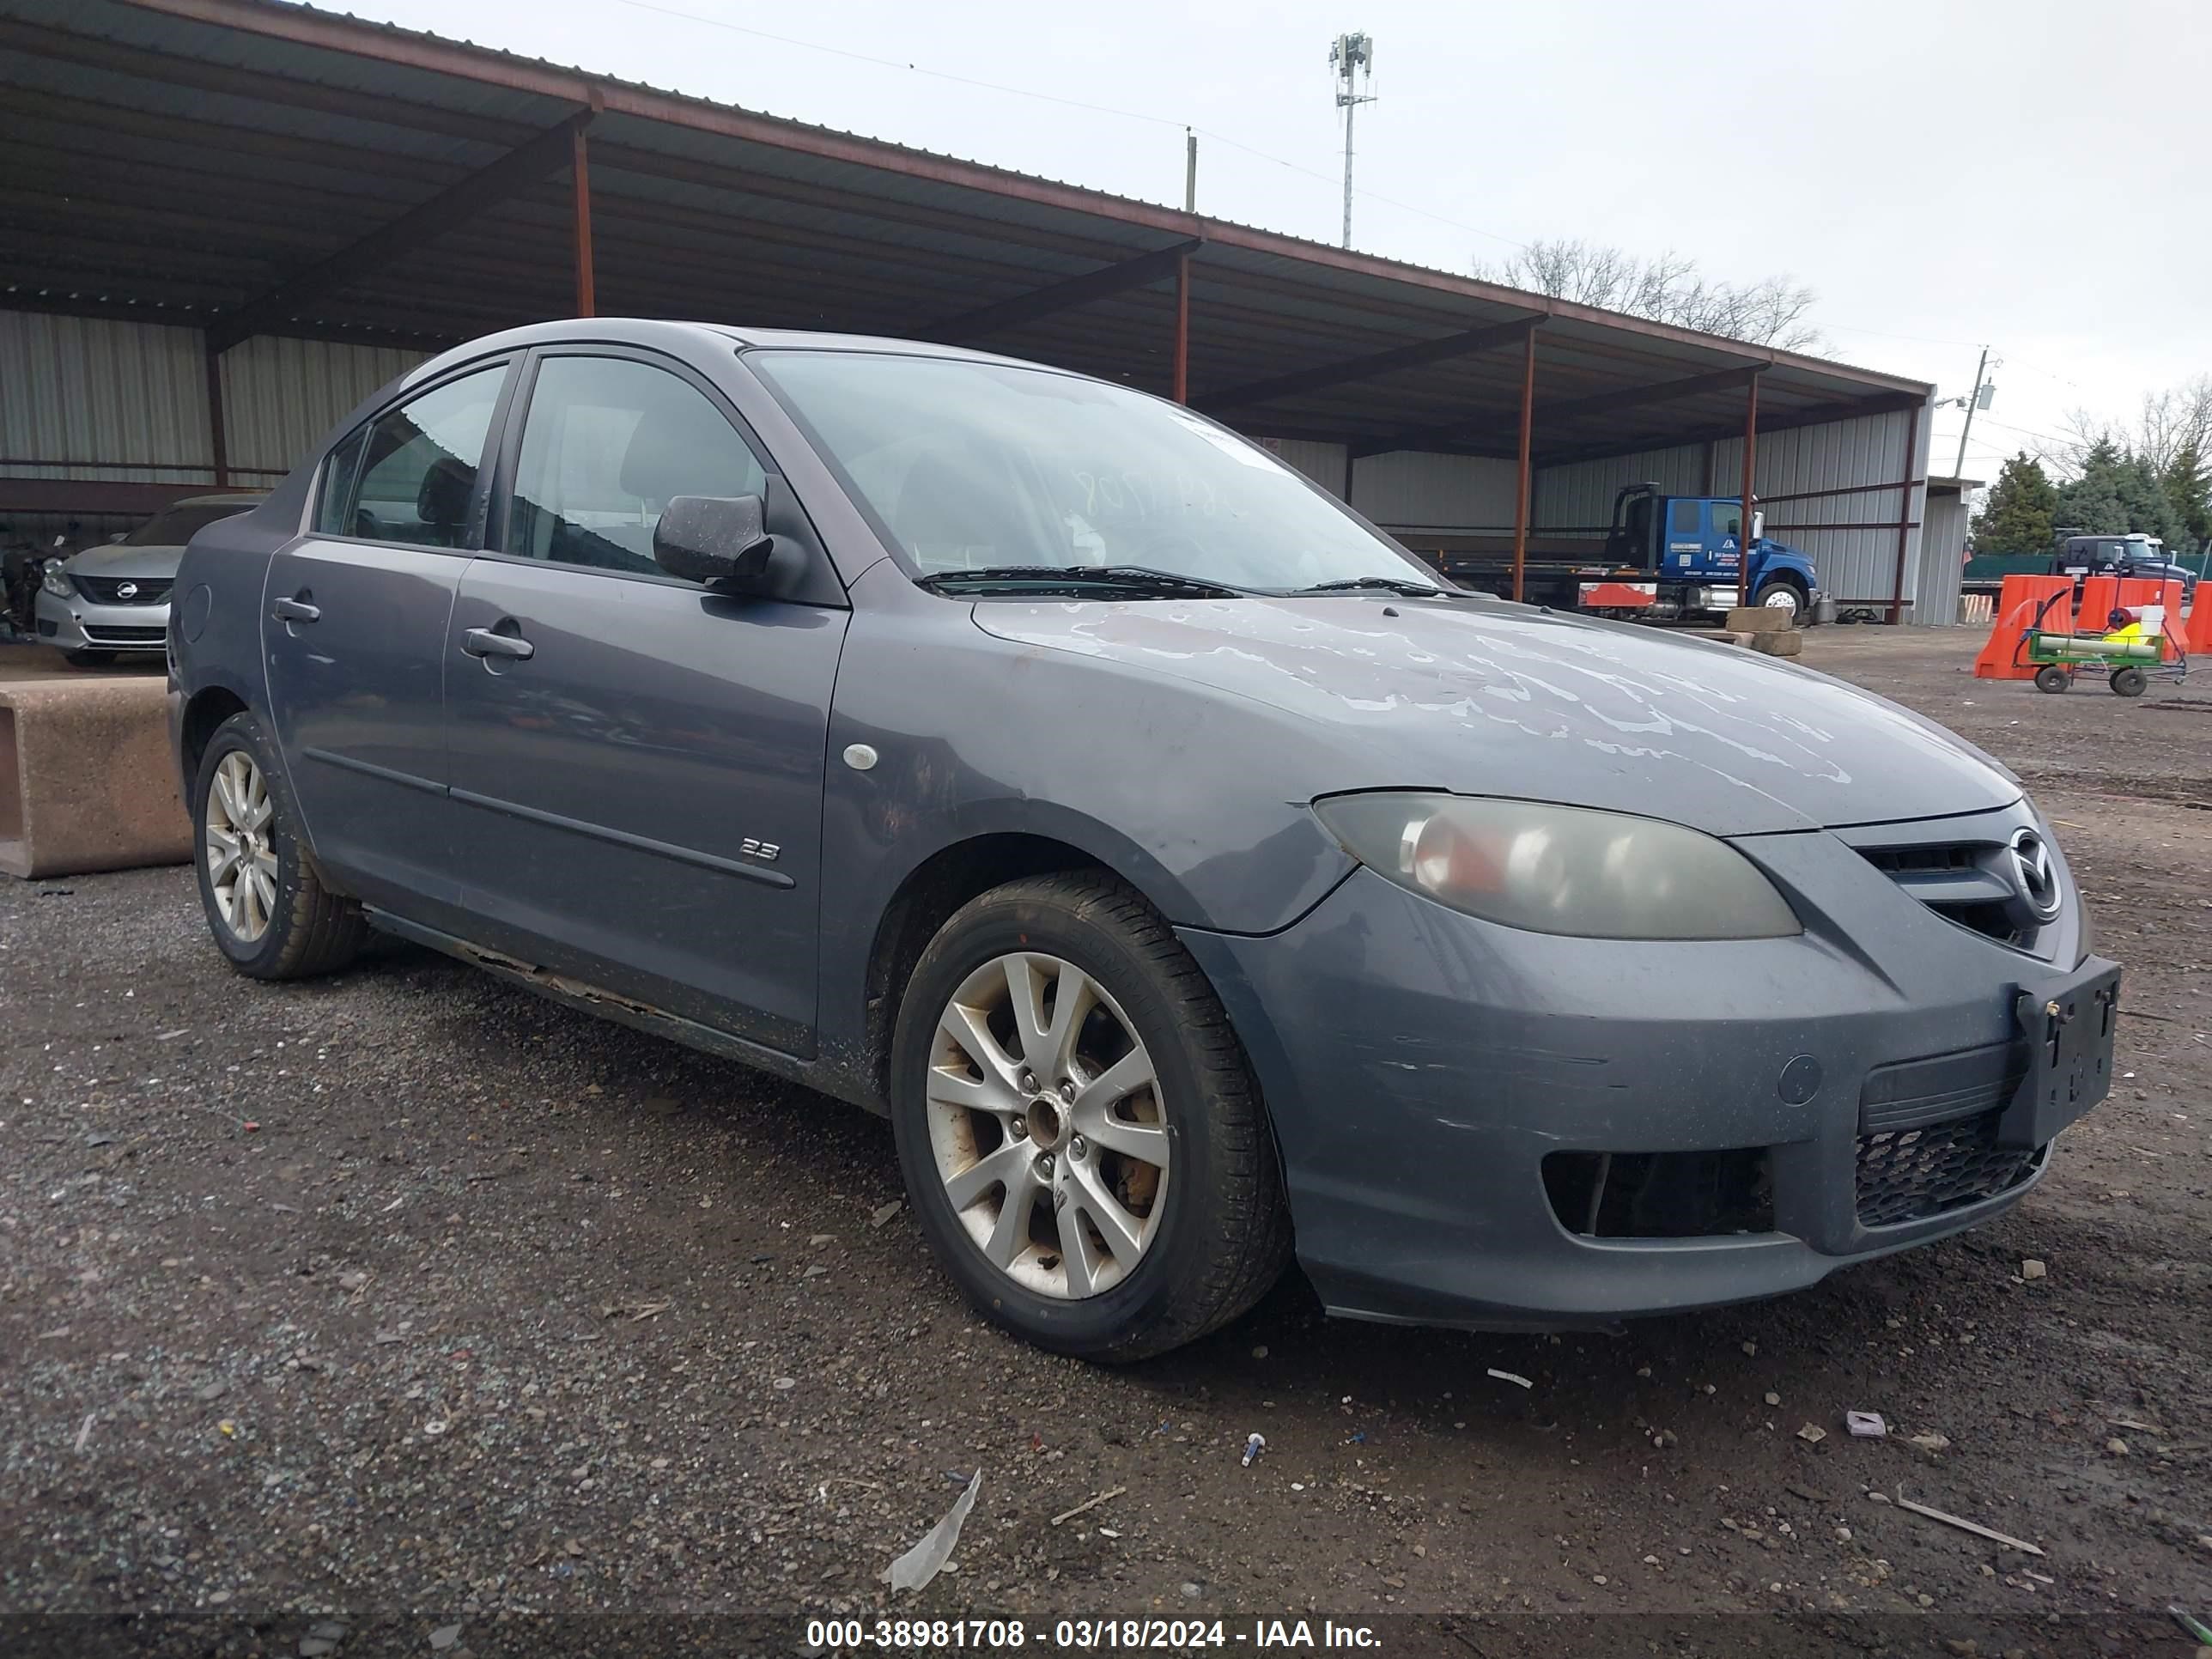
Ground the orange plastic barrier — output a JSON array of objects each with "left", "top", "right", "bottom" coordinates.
[
  {"left": 2182, "top": 592, "right": 2212, "bottom": 658},
  {"left": 1972, "top": 574, "right": 2075, "bottom": 680}
]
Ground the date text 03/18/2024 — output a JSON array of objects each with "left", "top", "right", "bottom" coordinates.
[{"left": 805, "top": 1618, "right": 1381, "bottom": 1650}]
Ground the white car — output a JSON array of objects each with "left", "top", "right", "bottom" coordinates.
[{"left": 36, "top": 493, "right": 264, "bottom": 665}]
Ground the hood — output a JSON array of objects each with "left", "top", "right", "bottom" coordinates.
[
  {"left": 972, "top": 596, "right": 2018, "bottom": 836},
  {"left": 64, "top": 544, "right": 186, "bottom": 580}
]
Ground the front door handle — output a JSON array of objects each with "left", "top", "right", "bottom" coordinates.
[
  {"left": 462, "top": 626, "right": 535, "bottom": 661},
  {"left": 272, "top": 597, "right": 319, "bottom": 624}
]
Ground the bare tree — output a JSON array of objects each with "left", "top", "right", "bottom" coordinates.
[
  {"left": 2057, "top": 375, "right": 2212, "bottom": 476},
  {"left": 1474, "top": 238, "right": 1825, "bottom": 353}
]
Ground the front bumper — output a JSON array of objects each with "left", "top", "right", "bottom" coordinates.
[
  {"left": 34, "top": 588, "right": 173, "bottom": 653},
  {"left": 1178, "top": 806, "right": 2116, "bottom": 1330}
]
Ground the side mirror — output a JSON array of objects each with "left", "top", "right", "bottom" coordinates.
[
  {"left": 1750, "top": 509, "right": 1765, "bottom": 542},
  {"left": 653, "top": 495, "right": 775, "bottom": 591}
]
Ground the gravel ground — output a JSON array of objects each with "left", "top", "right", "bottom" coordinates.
[{"left": 3, "top": 626, "right": 2209, "bottom": 1658}]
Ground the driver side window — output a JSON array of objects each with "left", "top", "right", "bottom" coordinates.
[{"left": 503, "top": 356, "right": 766, "bottom": 578}]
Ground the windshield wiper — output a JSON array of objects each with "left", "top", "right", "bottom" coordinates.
[
  {"left": 1295, "top": 574, "right": 1452, "bottom": 598},
  {"left": 921, "top": 564, "right": 1249, "bottom": 598}
]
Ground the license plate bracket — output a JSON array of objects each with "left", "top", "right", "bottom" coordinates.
[{"left": 1999, "top": 962, "right": 2120, "bottom": 1147}]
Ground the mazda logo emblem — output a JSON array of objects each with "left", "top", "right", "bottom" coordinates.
[
  {"left": 116, "top": 581, "right": 138, "bottom": 599},
  {"left": 2007, "top": 828, "right": 2062, "bottom": 924}
]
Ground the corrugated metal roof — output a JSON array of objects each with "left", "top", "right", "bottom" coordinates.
[{"left": 2, "top": 0, "right": 1931, "bottom": 459}]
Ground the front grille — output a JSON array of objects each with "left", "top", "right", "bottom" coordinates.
[
  {"left": 78, "top": 624, "right": 167, "bottom": 647},
  {"left": 73, "top": 575, "right": 173, "bottom": 605},
  {"left": 1544, "top": 1147, "right": 1774, "bottom": 1238},
  {"left": 1858, "top": 840, "right": 2033, "bottom": 949},
  {"left": 1856, "top": 1107, "right": 2040, "bottom": 1228}
]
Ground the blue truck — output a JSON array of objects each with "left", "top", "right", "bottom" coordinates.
[{"left": 1417, "top": 483, "right": 1825, "bottom": 626}]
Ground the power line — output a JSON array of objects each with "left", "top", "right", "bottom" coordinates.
[{"left": 617, "top": 0, "right": 1528, "bottom": 251}]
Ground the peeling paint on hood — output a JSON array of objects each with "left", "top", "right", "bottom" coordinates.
[{"left": 971, "top": 596, "right": 2020, "bottom": 836}]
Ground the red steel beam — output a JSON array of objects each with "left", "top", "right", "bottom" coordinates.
[
  {"left": 924, "top": 239, "right": 1200, "bottom": 345},
  {"left": 205, "top": 344, "right": 229, "bottom": 489},
  {"left": 1739, "top": 371, "right": 1760, "bottom": 603},
  {"left": 1512, "top": 326, "right": 1535, "bottom": 603},
  {"left": 572, "top": 122, "right": 595, "bottom": 318},
  {"left": 0, "top": 478, "right": 207, "bottom": 514},
  {"left": 1888, "top": 401, "right": 1923, "bottom": 623},
  {"left": 1172, "top": 250, "right": 1190, "bottom": 404},
  {"left": 208, "top": 110, "right": 592, "bottom": 350}
]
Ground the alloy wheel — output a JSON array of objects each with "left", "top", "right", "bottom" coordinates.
[
  {"left": 204, "top": 749, "right": 277, "bottom": 943},
  {"left": 924, "top": 952, "right": 1170, "bottom": 1299}
]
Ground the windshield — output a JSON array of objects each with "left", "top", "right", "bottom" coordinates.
[
  {"left": 125, "top": 501, "right": 256, "bottom": 546},
  {"left": 749, "top": 350, "right": 1439, "bottom": 592}
]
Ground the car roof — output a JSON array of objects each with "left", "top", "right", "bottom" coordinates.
[
  {"left": 167, "top": 492, "right": 270, "bottom": 507},
  {"left": 398, "top": 318, "right": 1067, "bottom": 393}
]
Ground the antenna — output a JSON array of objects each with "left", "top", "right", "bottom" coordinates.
[{"left": 1328, "top": 32, "right": 1376, "bottom": 250}]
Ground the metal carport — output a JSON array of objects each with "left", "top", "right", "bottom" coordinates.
[{"left": 1, "top": 0, "right": 1945, "bottom": 618}]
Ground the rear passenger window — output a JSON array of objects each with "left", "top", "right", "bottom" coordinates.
[
  {"left": 1668, "top": 500, "right": 1700, "bottom": 536},
  {"left": 504, "top": 356, "right": 765, "bottom": 577},
  {"left": 325, "top": 364, "right": 507, "bottom": 548}
]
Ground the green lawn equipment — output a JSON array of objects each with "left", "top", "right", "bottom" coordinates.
[{"left": 2017, "top": 590, "right": 2188, "bottom": 697}]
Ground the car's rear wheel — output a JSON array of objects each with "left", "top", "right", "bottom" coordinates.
[
  {"left": 890, "top": 872, "right": 1289, "bottom": 1361},
  {"left": 193, "top": 711, "right": 368, "bottom": 980}
]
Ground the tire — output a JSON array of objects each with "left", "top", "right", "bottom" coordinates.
[
  {"left": 2033, "top": 665, "right": 2071, "bottom": 694},
  {"left": 191, "top": 711, "right": 369, "bottom": 980},
  {"left": 890, "top": 872, "right": 1290, "bottom": 1362},
  {"left": 64, "top": 649, "right": 115, "bottom": 668},
  {"left": 2110, "top": 665, "right": 2148, "bottom": 698},
  {"left": 1750, "top": 580, "right": 1806, "bottom": 626}
]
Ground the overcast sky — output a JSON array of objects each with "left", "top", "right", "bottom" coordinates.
[{"left": 352, "top": 0, "right": 2211, "bottom": 489}]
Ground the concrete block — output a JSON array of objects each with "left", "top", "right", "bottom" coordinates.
[
  {"left": 0, "top": 678, "right": 191, "bottom": 879},
  {"left": 1724, "top": 606, "right": 1792, "bottom": 635},
  {"left": 1747, "top": 629, "right": 1803, "bottom": 658}
]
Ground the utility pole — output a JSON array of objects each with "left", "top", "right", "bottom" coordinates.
[
  {"left": 1184, "top": 127, "right": 1197, "bottom": 213},
  {"left": 1953, "top": 346, "right": 1992, "bottom": 478},
  {"left": 1328, "top": 33, "right": 1375, "bottom": 250}
]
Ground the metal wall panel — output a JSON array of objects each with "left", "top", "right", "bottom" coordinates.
[
  {"left": 1255, "top": 436, "right": 1349, "bottom": 497},
  {"left": 220, "top": 335, "right": 422, "bottom": 479},
  {"left": 1533, "top": 401, "right": 1942, "bottom": 621},
  {"left": 0, "top": 311, "right": 212, "bottom": 485},
  {"left": 1350, "top": 451, "right": 1519, "bottom": 530},
  {"left": 1918, "top": 485, "right": 1969, "bottom": 626},
  {"left": 1532, "top": 444, "right": 1708, "bottom": 533}
]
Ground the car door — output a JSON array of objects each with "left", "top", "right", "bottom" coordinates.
[
  {"left": 1707, "top": 497, "right": 1746, "bottom": 598},
  {"left": 444, "top": 349, "right": 848, "bottom": 1056},
  {"left": 263, "top": 358, "right": 514, "bottom": 914}
]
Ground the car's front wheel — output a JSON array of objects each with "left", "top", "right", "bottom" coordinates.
[
  {"left": 192, "top": 712, "right": 368, "bottom": 980},
  {"left": 890, "top": 872, "right": 1289, "bottom": 1361}
]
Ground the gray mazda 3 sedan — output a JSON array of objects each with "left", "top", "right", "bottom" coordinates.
[{"left": 167, "top": 319, "right": 2119, "bottom": 1359}]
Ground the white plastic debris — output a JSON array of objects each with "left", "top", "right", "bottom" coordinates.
[
  {"left": 1486, "top": 1368, "right": 1533, "bottom": 1389},
  {"left": 884, "top": 1469, "right": 981, "bottom": 1593},
  {"left": 1845, "top": 1411, "right": 1887, "bottom": 1437},
  {"left": 1242, "top": 1432, "right": 1266, "bottom": 1467}
]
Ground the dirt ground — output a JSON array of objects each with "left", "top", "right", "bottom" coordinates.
[{"left": 3, "top": 627, "right": 2209, "bottom": 1658}]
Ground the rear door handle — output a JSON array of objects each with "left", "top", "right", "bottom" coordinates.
[
  {"left": 272, "top": 597, "right": 319, "bottom": 624},
  {"left": 462, "top": 626, "right": 535, "bottom": 661}
]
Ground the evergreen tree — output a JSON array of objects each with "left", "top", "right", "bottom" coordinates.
[
  {"left": 2057, "top": 441, "right": 2184, "bottom": 544},
  {"left": 2163, "top": 436, "right": 2209, "bottom": 551},
  {"left": 1973, "top": 453, "right": 2059, "bottom": 555}
]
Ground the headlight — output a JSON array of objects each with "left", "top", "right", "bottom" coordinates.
[
  {"left": 1312, "top": 793, "right": 1801, "bottom": 940},
  {"left": 41, "top": 565, "right": 73, "bottom": 598}
]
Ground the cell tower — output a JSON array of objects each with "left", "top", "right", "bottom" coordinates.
[{"left": 1328, "top": 33, "right": 1376, "bottom": 250}]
